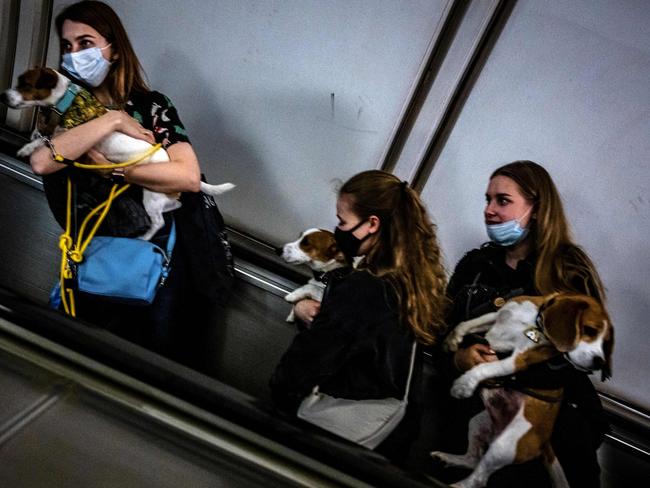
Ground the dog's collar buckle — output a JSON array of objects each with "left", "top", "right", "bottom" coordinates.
[
  {"left": 53, "top": 83, "right": 82, "bottom": 116},
  {"left": 312, "top": 270, "right": 326, "bottom": 282},
  {"left": 524, "top": 327, "right": 542, "bottom": 343}
]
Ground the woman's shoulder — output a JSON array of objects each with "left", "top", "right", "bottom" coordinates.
[
  {"left": 328, "top": 269, "right": 396, "bottom": 306},
  {"left": 334, "top": 268, "right": 389, "bottom": 292},
  {"left": 555, "top": 243, "right": 596, "bottom": 275},
  {"left": 453, "top": 242, "right": 502, "bottom": 272},
  {"left": 126, "top": 90, "right": 174, "bottom": 109},
  {"left": 126, "top": 90, "right": 189, "bottom": 146},
  {"left": 557, "top": 242, "right": 590, "bottom": 261}
]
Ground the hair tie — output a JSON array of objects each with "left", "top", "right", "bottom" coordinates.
[{"left": 400, "top": 180, "right": 408, "bottom": 191}]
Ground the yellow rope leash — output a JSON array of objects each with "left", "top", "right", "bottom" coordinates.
[
  {"left": 52, "top": 142, "right": 162, "bottom": 169},
  {"left": 56, "top": 143, "right": 161, "bottom": 317}
]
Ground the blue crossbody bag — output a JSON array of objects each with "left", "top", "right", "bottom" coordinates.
[{"left": 74, "top": 220, "right": 176, "bottom": 305}]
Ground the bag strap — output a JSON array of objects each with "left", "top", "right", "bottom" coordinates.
[
  {"left": 402, "top": 341, "right": 417, "bottom": 401},
  {"left": 157, "top": 218, "right": 177, "bottom": 286},
  {"left": 167, "top": 219, "right": 176, "bottom": 256}
]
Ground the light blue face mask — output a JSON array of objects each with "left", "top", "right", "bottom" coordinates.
[
  {"left": 486, "top": 207, "right": 533, "bottom": 247},
  {"left": 61, "top": 45, "right": 112, "bottom": 87}
]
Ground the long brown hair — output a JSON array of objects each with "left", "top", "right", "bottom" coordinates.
[
  {"left": 340, "top": 170, "right": 448, "bottom": 344},
  {"left": 55, "top": 0, "right": 149, "bottom": 106},
  {"left": 491, "top": 161, "right": 606, "bottom": 302}
]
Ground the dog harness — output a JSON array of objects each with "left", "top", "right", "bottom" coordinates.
[
  {"left": 59, "top": 84, "right": 108, "bottom": 129},
  {"left": 52, "top": 83, "right": 83, "bottom": 117}
]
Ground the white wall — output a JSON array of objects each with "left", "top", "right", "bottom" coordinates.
[{"left": 420, "top": 0, "right": 650, "bottom": 409}]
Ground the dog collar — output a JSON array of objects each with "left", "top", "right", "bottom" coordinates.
[
  {"left": 312, "top": 270, "right": 326, "bottom": 282},
  {"left": 53, "top": 83, "right": 82, "bottom": 116},
  {"left": 526, "top": 303, "right": 550, "bottom": 343}
]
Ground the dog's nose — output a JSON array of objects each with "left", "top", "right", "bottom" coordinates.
[
  {"left": 591, "top": 356, "right": 605, "bottom": 370},
  {"left": 0, "top": 92, "right": 7, "bottom": 105},
  {"left": 274, "top": 246, "right": 284, "bottom": 256}
]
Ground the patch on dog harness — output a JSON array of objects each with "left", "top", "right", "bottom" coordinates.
[
  {"left": 524, "top": 326, "right": 541, "bottom": 343},
  {"left": 61, "top": 88, "right": 108, "bottom": 129}
]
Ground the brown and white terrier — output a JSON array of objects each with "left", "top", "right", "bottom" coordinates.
[
  {"left": 1, "top": 67, "right": 234, "bottom": 240},
  {"left": 278, "top": 228, "right": 346, "bottom": 322},
  {"left": 431, "top": 293, "right": 614, "bottom": 488}
]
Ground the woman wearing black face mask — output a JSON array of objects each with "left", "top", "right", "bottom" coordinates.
[{"left": 270, "top": 170, "right": 448, "bottom": 464}]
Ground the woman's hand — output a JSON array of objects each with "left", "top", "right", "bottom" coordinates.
[
  {"left": 108, "top": 111, "right": 155, "bottom": 143},
  {"left": 454, "top": 343, "right": 497, "bottom": 372},
  {"left": 293, "top": 299, "right": 321, "bottom": 326}
]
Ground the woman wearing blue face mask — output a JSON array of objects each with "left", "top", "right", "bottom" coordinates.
[
  {"left": 435, "top": 161, "right": 608, "bottom": 487},
  {"left": 27, "top": 1, "right": 217, "bottom": 360}
]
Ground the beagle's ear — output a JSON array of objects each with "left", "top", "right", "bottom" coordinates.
[
  {"left": 541, "top": 296, "right": 588, "bottom": 352},
  {"left": 601, "top": 321, "right": 614, "bottom": 381}
]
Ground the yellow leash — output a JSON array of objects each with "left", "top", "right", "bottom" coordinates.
[
  {"left": 52, "top": 142, "right": 162, "bottom": 169},
  {"left": 56, "top": 143, "right": 161, "bottom": 317}
]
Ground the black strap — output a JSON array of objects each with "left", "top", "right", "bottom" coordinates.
[{"left": 483, "top": 379, "right": 564, "bottom": 403}]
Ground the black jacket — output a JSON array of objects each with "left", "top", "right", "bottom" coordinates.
[
  {"left": 269, "top": 268, "right": 420, "bottom": 460},
  {"left": 439, "top": 243, "right": 609, "bottom": 488}
]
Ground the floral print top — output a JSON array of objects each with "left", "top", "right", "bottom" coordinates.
[{"left": 125, "top": 90, "right": 190, "bottom": 148}]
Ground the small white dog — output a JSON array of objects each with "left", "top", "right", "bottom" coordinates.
[
  {"left": 278, "top": 228, "right": 346, "bottom": 322},
  {"left": 1, "top": 67, "right": 234, "bottom": 240}
]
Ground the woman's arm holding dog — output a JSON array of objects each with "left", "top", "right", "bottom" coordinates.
[
  {"left": 29, "top": 111, "right": 153, "bottom": 175},
  {"left": 121, "top": 142, "right": 201, "bottom": 193}
]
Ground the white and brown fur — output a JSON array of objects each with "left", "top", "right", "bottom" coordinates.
[
  {"left": 278, "top": 228, "right": 346, "bottom": 322},
  {"left": 1, "top": 67, "right": 234, "bottom": 240},
  {"left": 431, "top": 293, "right": 614, "bottom": 488}
]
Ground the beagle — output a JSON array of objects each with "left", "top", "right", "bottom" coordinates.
[
  {"left": 278, "top": 228, "right": 346, "bottom": 322},
  {"left": 431, "top": 293, "right": 614, "bottom": 488},
  {"left": 1, "top": 67, "right": 234, "bottom": 241}
]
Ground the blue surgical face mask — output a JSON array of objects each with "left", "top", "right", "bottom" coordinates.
[
  {"left": 61, "top": 45, "right": 112, "bottom": 87},
  {"left": 486, "top": 207, "right": 533, "bottom": 247}
]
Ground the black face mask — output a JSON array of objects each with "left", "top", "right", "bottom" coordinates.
[{"left": 334, "top": 219, "right": 370, "bottom": 260}]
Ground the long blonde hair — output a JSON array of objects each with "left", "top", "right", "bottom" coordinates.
[
  {"left": 340, "top": 170, "right": 448, "bottom": 344},
  {"left": 55, "top": 1, "right": 149, "bottom": 106},
  {"left": 491, "top": 161, "right": 606, "bottom": 302}
]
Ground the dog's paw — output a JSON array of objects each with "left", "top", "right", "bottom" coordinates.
[
  {"left": 431, "top": 451, "right": 477, "bottom": 470},
  {"left": 430, "top": 451, "right": 454, "bottom": 465},
  {"left": 445, "top": 330, "right": 465, "bottom": 352},
  {"left": 284, "top": 290, "right": 302, "bottom": 303},
  {"left": 17, "top": 140, "right": 43, "bottom": 158},
  {"left": 451, "top": 374, "right": 479, "bottom": 399}
]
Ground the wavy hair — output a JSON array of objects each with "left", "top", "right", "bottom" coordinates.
[
  {"left": 55, "top": 1, "right": 149, "bottom": 106},
  {"left": 340, "top": 170, "right": 448, "bottom": 344},
  {"left": 491, "top": 161, "right": 606, "bottom": 302}
]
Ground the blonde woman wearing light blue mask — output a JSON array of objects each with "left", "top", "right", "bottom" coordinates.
[{"left": 437, "top": 160, "right": 608, "bottom": 488}]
